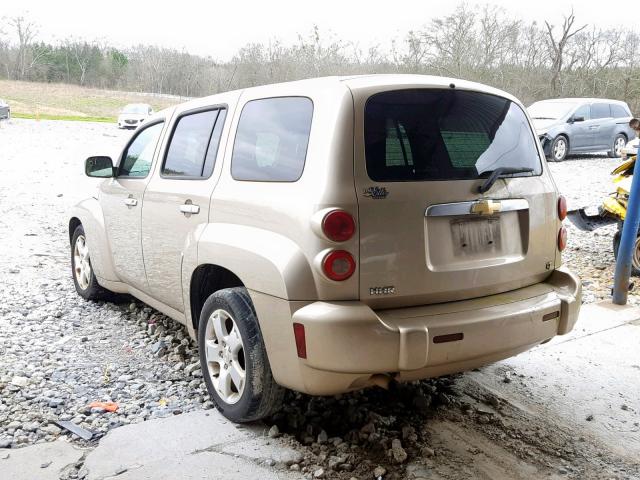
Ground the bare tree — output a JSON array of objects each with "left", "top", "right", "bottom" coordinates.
[{"left": 544, "top": 10, "right": 588, "bottom": 96}]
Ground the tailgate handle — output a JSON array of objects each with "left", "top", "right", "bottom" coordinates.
[{"left": 426, "top": 199, "right": 529, "bottom": 217}]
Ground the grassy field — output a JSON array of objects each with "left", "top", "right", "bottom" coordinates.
[{"left": 0, "top": 80, "right": 184, "bottom": 122}]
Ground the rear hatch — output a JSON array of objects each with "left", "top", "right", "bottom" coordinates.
[{"left": 352, "top": 86, "right": 558, "bottom": 309}]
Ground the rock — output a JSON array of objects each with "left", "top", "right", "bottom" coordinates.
[
  {"left": 290, "top": 463, "right": 300, "bottom": 471},
  {"left": 373, "top": 466, "right": 387, "bottom": 478},
  {"left": 313, "top": 468, "right": 325, "bottom": 478},
  {"left": 421, "top": 446, "right": 435, "bottom": 457},
  {"left": 268, "top": 425, "right": 280, "bottom": 438},
  {"left": 40, "top": 461, "right": 52, "bottom": 468},
  {"left": 150, "top": 341, "right": 168, "bottom": 357},
  {"left": 10, "top": 376, "right": 28, "bottom": 388},
  {"left": 317, "top": 429, "right": 328, "bottom": 444},
  {"left": 41, "top": 424, "right": 62, "bottom": 435},
  {"left": 0, "top": 437, "right": 11, "bottom": 448},
  {"left": 586, "top": 414, "right": 594, "bottom": 421},
  {"left": 389, "top": 439, "right": 408, "bottom": 463}
]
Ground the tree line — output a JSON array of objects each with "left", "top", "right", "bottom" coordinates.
[{"left": 2, "top": 4, "right": 640, "bottom": 110}]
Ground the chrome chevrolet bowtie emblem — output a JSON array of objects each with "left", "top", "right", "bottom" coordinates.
[{"left": 470, "top": 199, "right": 501, "bottom": 215}]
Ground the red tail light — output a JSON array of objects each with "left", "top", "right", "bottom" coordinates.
[
  {"left": 558, "top": 196, "right": 567, "bottom": 221},
  {"left": 292, "top": 323, "right": 307, "bottom": 359},
  {"left": 322, "top": 250, "right": 356, "bottom": 281},
  {"left": 322, "top": 210, "right": 355, "bottom": 242},
  {"left": 558, "top": 226, "right": 567, "bottom": 251}
]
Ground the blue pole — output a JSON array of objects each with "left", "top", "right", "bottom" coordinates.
[{"left": 613, "top": 145, "right": 640, "bottom": 304}]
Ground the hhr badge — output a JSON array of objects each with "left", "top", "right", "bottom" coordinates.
[
  {"left": 370, "top": 286, "right": 396, "bottom": 296},
  {"left": 363, "top": 186, "right": 389, "bottom": 199}
]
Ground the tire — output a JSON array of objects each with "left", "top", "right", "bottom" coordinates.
[
  {"left": 550, "top": 136, "right": 568, "bottom": 162},
  {"left": 71, "top": 225, "right": 111, "bottom": 300},
  {"left": 198, "top": 287, "right": 284, "bottom": 422},
  {"left": 609, "top": 134, "right": 626, "bottom": 158},
  {"left": 613, "top": 228, "right": 640, "bottom": 276}
]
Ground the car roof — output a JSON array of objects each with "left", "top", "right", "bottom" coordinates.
[
  {"left": 532, "top": 98, "right": 628, "bottom": 106},
  {"left": 172, "top": 74, "right": 522, "bottom": 113}
]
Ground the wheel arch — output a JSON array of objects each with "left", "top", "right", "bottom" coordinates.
[
  {"left": 188, "top": 264, "right": 245, "bottom": 333},
  {"left": 69, "top": 199, "right": 119, "bottom": 282}
]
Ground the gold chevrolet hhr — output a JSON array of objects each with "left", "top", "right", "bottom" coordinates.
[{"left": 69, "top": 75, "right": 581, "bottom": 422}]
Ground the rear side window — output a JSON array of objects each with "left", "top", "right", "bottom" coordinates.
[
  {"left": 231, "top": 97, "right": 313, "bottom": 182},
  {"left": 162, "top": 108, "right": 226, "bottom": 178},
  {"left": 611, "top": 104, "right": 630, "bottom": 118},
  {"left": 591, "top": 103, "right": 611, "bottom": 119},
  {"left": 365, "top": 89, "right": 542, "bottom": 182},
  {"left": 119, "top": 122, "right": 164, "bottom": 178}
]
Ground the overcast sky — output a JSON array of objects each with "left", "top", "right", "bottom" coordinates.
[{"left": 1, "top": 0, "right": 636, "bottom": 60}]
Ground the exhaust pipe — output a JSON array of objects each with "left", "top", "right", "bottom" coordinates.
[{"left": 370, "top": 374, "right": 392, "bottom": 390}]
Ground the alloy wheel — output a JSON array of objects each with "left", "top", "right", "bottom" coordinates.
[
  {"left": 615, "top": 137, "right": 626, "bottom": 157},
  {"left": 73, "top": 235, "right": 92, "bottom": 290},
  {"left": 204, "top": 309, "right": 246, "bottom": 404},
  {"left": 553, "top": 138, "right": 567, "bottom": 161}
]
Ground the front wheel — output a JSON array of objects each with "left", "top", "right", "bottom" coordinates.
[
  {"left": 71, "top": 225, "right": 111, "bottom": 300},
  {"left": 609, "top": 134, "right": 626, "bottom": 158},
  {"left": 550, "top": 136, "right": 568, "bottom": 162},
  {"left": 198, "top": 287, "right": 284, "bottom": 422},
  {"left": 613, "top": 229, "right": 640, "bottom": 276}
]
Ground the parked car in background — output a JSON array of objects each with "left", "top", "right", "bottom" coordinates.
[
  {"left": 528, "top": 98, "right": 635, "bottom": 162},
  {"left": 0, "top": 98, "right": 10, "bottom": 120},
  {"left": 70, "top": 75, "right": 580, "bottom": 422},
  {"left": 117, "top": 103, "right": 153, "bottom": 129},
  {"left": 620, "top": 137, "right": 640, "bottom": 160}
]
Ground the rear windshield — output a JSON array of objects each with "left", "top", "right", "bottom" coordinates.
[{"left": 365, "top": 89, "right": 542, "bottom": 182}]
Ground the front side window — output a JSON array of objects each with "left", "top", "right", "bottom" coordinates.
[
  {"left": 231, "top": 97, "right": 313, "bottom": 182},
  {"left": 591, "top": 103, "right": 611, "bottom": 119},
  {"left": 118, "top": 122, "right": 164, "bottom": 177},
  {"left": 162, "top": 108, "right": 226, "bottom": 178},
  {"left": 573, "top": 104, "right": 590, "bottom": 121},
  {"left": 365, "top": 89, "right": 542, "bottom": 182}
]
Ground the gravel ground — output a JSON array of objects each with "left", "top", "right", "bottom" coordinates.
[
  {"left": 0, "top": 119, "right": 638, "bottom": 479},
  {"left": 549, "top": 154, "right": 640, "bottom": 306}
]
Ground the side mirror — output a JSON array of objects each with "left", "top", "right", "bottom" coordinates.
[
  {"left": 571, "top": 116, "right": 585, "bottom": 123},
  {"left": 85, "top": 156, "right": 114, "bottom": 178}
]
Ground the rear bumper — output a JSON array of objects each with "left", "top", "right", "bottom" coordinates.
[{"left": 289, "top": 267, "right": 580, "bottom": 394}]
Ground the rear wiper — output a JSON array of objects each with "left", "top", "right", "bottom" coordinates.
[{"left": 478, "top": 167, "right": 534, "bottom": 193}]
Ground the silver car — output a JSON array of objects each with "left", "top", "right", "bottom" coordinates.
[
  {"left": 0, "top": 98, "right": 10, "bottom": 121},
  {"left": 117, "top": 103, "right": 153, "bottom": 129},
  {"left": 528, "top": 98, "right": 635, "bottom": 161}
]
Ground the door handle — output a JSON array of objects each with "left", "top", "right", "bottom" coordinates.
[
  {"left": 179, "top": 203, "right": 200, "bottom": 215},
  {"left": 124, "top": 198, "right": 138, "bottom": 207}
]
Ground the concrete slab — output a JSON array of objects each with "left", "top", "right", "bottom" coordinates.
[
  {"left": 107, "top": 450, "right": 294, "bottom": 480},
  {"left": 0, "top": 438, "right": 85, "bottom": 480},
  {"left": 83, "top": 410, "right": 304, "bottom": 480},
  {"left": 470, "top": 301, "right": 640, "bottom": 463}
]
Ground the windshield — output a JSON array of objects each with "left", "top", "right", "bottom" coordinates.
[
  {"left": 122, "top": 104, "right": 149, "bottom": 114},
  {"left": 364, "top": 89, "right": 542, "bottom": 182},
  {"left": 527, "top": 101, "right": 574, "bottom": 120}
]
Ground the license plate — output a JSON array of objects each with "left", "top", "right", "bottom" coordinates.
[{"left": 450, "top": 216, "right": 501, "bottom": 254}]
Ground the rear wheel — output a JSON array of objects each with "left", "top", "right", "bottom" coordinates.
[
  {"left": 198, "top": 287, "right": 284, "bottom": 422},
  {"left": 613, "top": 228, "right": 640, "bottom": 276},
  {"left": 71, "top": 225, "right": 111, "bottom": 300},
  {"left": 609, "top": 134, "right": 626, "bottom": 158},
  {"left": 550, "top": 136, "right": 568, "bottom": 162}
]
